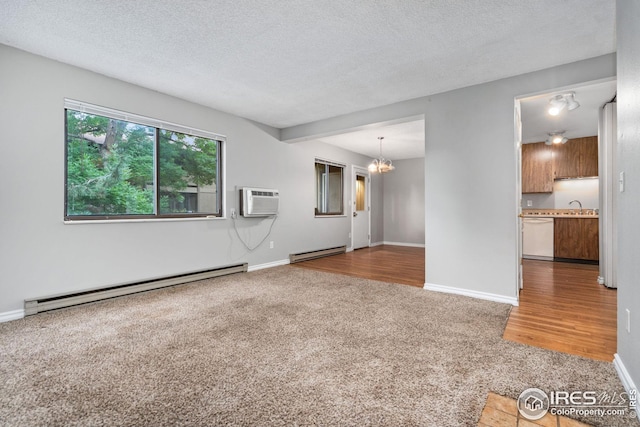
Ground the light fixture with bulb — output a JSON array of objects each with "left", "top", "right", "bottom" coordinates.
[
  {"left": 547, "top": 92, "right": 580, "bottom": 116},
  {"left": 545, "top": 131, "right": 568, "bottom": 145},
  {"left": 368, "top": 137, "right": 395, "bottom": 173}
]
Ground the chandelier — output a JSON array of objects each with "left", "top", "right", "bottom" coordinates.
[{"left": 368, "top": 137, "right": 395, "bottom": 173}]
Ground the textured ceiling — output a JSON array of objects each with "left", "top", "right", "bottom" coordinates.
[
  {"left": 318, "top": 120, "right": 425, "bottom": 161},
  {"left": 0, "top": 1, "right": 615, "bottom": 130}
]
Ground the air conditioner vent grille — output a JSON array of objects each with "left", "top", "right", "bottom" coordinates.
[{"left": 239, "top": 187, "right": 280, "bottom": 217}]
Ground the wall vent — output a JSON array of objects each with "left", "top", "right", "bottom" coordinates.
[
  {"left": 24, "top": 263, "right": 248, "bottom": 316},
  {"left": 289, "top": 245, "right": 347, "bottom": 263}
]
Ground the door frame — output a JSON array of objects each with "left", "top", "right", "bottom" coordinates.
[
  {"left": 513, "top": 77, "right": 618, "bottom": 303},
  {"left": 351, "top": 165, "right": 371, "bottom": 250},
  {"left": 514, "top": 98, "right": 524, "bottom": 293}
]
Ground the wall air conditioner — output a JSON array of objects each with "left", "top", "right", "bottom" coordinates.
[{"left": 239, "top": 187, "right": 279, "bottom": 217}]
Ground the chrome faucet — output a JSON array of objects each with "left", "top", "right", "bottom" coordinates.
[{"left": 569, "top": 200, "right": 583, "bottom": 214}]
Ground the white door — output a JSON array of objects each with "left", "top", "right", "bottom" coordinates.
[
  {"left": 599, "top": 102, "right": 617, "bottom": 288},
  {"left": 352, "top": 167, "right": 370, "bottom": 249}
]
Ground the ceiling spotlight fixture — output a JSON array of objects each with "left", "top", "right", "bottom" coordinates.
[
  {"left": 547, "top": 92, "right": 580, "bottom": 116},
  {"left": 368, "top": 137, "right": 395, "bottom": 173},
  {"left": 546, "top": 131, "right": 568, "bottom": 145}
]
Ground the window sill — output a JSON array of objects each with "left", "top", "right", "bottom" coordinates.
[
  {"left": 64, "top": 216, "right": 226, "bottom": 225},
  {"left": 315, "top": 215, "right": 347, "bottom": 218}
]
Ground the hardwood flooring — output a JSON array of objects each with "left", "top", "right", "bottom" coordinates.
[
  {"left": 292, "top": 245, "right": 425, "bottom": 287},
  {"left": 295, "top": 248, "right": 616, "bottom": 362},
  {"left": 503, "top": 259, "right": 617, "bottom": 362}
]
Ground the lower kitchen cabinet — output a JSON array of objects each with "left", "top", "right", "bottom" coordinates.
[{"left": 554, "top": 217, "right": 599, "bottom": 261}]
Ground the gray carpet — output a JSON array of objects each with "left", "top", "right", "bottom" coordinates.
[{"left": 0, "top": 266, "right": 637, "bottom": 426}]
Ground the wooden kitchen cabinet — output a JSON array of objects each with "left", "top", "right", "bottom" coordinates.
[
  {"left": 522, "top": 142, "right": 553, "bottom": 193},
  {"left": 554, "top": 217, "right": 599, "bottom": 261},
  {"left": 553, "top": 136, "right": 598, "bottom": 179},
  {"left": 583, "top": 218, "right": 599, "bottom": 260}
]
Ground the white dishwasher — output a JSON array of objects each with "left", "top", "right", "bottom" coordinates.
[{"left": 522, "top": 217, "right": 554, "bottom": 260}]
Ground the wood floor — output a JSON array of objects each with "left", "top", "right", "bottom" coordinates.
[
  {"left": 295, "top": 246, "right": 617, "bottom": 362},
  {"left": 503, "top": 259, "right": 617, "bottom": 362},
  {"left": 292, "top": 245, "right": 425, "bottom": 287}
]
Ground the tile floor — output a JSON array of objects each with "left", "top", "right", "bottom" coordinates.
[{"left": 478, "top": 392, "right": 592, "bottom": 427}]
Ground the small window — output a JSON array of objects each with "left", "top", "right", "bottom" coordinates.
[
  {"left": 355, "top": 175, "right": 366, "bottom": 211},
  {"left": 64, "top": 101, "right": 223, "bottom": 220},
  {"left": 315, "top": 159, "right": 344, "bottom": 216}
]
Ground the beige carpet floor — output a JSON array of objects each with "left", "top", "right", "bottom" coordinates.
[{"left": 0, "top": 266, "right": 636, "bottom": 426}]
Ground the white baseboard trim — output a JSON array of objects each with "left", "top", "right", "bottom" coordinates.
[
  {"left": 370, "top": 241, "right": 384, "bottom": 247},
  {"left": 613, "top": 353, "right": 639, "bottom": 422},
  {"left": 247, "top": 259, "right": 290, "bottom": 272},
  {"left": 0, "top": 309, "right": 25, "bottom": 323},
  {"left": 381, "top": 241, "right": 425, "bottom": 248},
  {"left": 423, "top": 282, "right": 519, "bottom": 306}
]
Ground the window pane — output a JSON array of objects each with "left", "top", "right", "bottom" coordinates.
[
  {"left": 158, "top": 130, "right": 220, "bottom": 215},
  {"left": 315, "top": 161, "right": 343, "bottom": 215},
  {"left": 65, "top": 110, "right": 155, "bottom": 216},
  {"left": 356, "top": 175, "right": 366, "bottom": 211}
]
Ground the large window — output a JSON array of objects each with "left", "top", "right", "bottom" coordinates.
[
  {"left": 315, "top": 159, "right": 344, "bottom": 216},
  {"left": 64, "top": 101, "right": 223, "bottom": 220}
]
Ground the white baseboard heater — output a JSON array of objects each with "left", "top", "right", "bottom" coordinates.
[
  {"left": 24, "top": 263, "right": 248, "bottom": 316},
  {"left": 289, "top": 245, "right": 346, "bottom": 263}
]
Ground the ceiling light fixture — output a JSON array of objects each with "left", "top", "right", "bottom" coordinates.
[
  {"left": 368, "top": 137, "right": 395, "bottom": 173},
  {"left": 546, "top": 131, "right": 568, "bottom": 145},
  {"left": 547, "top": 92, "right": 580, "bottom": 116}
]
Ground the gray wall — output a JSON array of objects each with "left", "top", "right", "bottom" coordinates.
[
  {"left": 283, "top": 54, "right": 616, "bottom": 301},
  {"left": 616, "top": 0, "right": 640, "bottom": 395},
  {"left": 382, "top": 158, "right": 425, "bottom": 245},
  {"left": 0, "top": 44, "right": 381, "bottom": 314},
  {"left": 370, "top": 173, "right": 384, "bottom": 244}
]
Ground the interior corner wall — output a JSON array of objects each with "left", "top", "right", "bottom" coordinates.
[
  {"left": 382, "top": 158, "right": 425, "bottom": 245},
  {"left": 615, "top": 0, "right": 640, "bottom": 394},
  {"left": 0, "top": 44, "right": 380, "bottom": 314},
  {"left": 370, "top": 173, "right": 384, "bottom": 244}
]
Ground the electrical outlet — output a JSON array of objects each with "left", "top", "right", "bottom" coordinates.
[
  {"left": 230, "top": 208, "right": 237, "bottom": 219},
  {"left": 627, "top": 309, "right": 631, "bottom": 333},
  {"left": 269, "top": 241, "right": 274, "bottom": 249},
  {"left": 526, "top": 200, "right": 533, "bottom": 207}
]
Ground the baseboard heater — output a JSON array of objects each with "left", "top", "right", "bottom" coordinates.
[
  {"left": 289, "top": 245, "right": 346, "bottom": 263},
  {"left": 24, "top": 263, "right": 248, "bottom": 316}
]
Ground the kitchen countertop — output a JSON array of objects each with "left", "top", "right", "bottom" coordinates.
[{"left": 522, "top": 209, "right": 599, "bottom": 219}]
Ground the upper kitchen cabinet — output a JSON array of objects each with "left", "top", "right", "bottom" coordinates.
[
  {"left": 522, "top": 142, "right": 553, "bottom": 193},
  {"left": 553, "top": 136, "right": 598, "bottom": 179}
]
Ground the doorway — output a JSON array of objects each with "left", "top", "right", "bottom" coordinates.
[
  {"left": 351, "top": 166, "right": 371, "bottom": 250},
  {"left": 510, "top": 79, "right": 618, "bottom": 360},
  {"left": 515, "top": 78, "right": 616, "bottom": 298}
]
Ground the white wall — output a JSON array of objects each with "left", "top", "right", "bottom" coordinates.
[
  {"left": 382, "top": 158, "right": 425, "bottom": 245},
  {"left": 0, "top": 44, "right": 381, "bottom": 314},
  {"left": 523, "top": 178, "right": 599, "bottom": 209},
  {"left": 282, "top": 54, "right": 616, "bottom": 302},
  {"left": 615, "top": 0, "right": 640, "bottom": 398}
]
